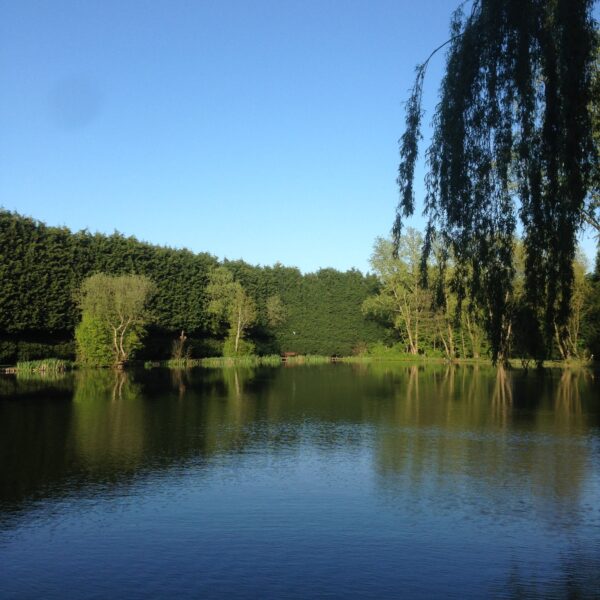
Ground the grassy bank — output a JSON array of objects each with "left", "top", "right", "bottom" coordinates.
[
  {"left": 14, "top": 358, "right": 74, "bottom": 373},
  {"left": 144, "top": 354, "right": 335, "bottom": 369},
  {"left": 2, "top": 354, "right": 595, "bottom": 375}
]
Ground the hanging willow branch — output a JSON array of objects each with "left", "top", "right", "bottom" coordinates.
[
  {"left": 395, "top": 0, "right": 598, "bottom": 363},
  {"left": 394, "top": 1, "right": 481, "bottom": 242}
]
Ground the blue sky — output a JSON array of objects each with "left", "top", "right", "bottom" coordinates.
[{"left": 1, "top": 1, "right": 597, "bottom": 273}]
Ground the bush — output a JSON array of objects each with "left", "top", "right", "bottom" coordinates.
[
  {"left": 76, "top": 316, "right": 114, "bottom": 367},
  {"left": 0, "top": 341, "right": 17, "bottom": 364},
  {"left": 222, "top": 336, "right": 255, "bottom": 357},
  {"left": 16, "top": 358, "right": 74, "bottom": 373},
  {"left": 75, "top": 316, "right": 144, "bottom": 367}
]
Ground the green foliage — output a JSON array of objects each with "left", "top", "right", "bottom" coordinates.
[
  {"left": 222, "top": 336, "right": 255, "bottom": 357},
  {"left": 17, "top": 341, "right": 75, "bottom": 362},
  {"left": 395, "top": 0, "right": 598, "bottom": 361},
  {"left": 0, "top": 211, "right": 389, "bottom": 360},
  {"left": 0, "top": 210, "right": 219, "bottom": 340},
  {"left": 16, "top": 358, "right": 73, "bottom": 373},
  {"left": 582, "top": 258, "right": 600, "bottom": 357},
  {"left": 199, "top": 355, "right": 275, "bottom": 368},
  {"left": 75, "top": 316, "right": 116, "bottom": 367},
  {"left": 266, "top": 294, "right": 286, "bottom": 327},
  {"left": 363, "top": 231, "right": 430, "bottom": 355},
  {"left": 76, "top": 273, "right": 153, "bottom": 366},
  {"left": 153, "top": 358, "right": 204, "bottom": 369},
  {"left": 0, "top": 339, "right": 75, "bottom": 364},
  {"left": 0, "top": 341, "right": 17, "bottom": 364},
  {"left": 586, "top": 45, "right": 599, "bottom": 231},
  {"left": 282, "top": 355, "right": 332, "bottom": 365},
  {"left": 269, "top": 266, "right": 385, "bottom": 355},
  {"left": 206, "top": 267, "right": 257, "bottom": 355},
  {"left": 363, "top": 341, "right": 444, "bottom": 360}
]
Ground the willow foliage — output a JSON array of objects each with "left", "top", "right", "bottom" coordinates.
[{"left": 395, "top": 0, "right": 598, "bottom": 362}]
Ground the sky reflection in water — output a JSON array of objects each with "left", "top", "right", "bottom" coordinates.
[{"left": 1, "top": 364, "right": 599, "bottom": 599}]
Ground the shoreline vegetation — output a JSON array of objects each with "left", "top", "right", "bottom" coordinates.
[
  {"left": 2, "top": 354, "right": 595, "bottom": 376},
  {"left": 1, "top": 210, "right": 599, "bottom": 369}
]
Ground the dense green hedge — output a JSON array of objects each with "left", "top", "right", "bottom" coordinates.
[
  {"left": 223, "top": 260, "right": 386, "bottom": 355},
  {"left": 0, "top": 210, "right": 385, "bottom": 360},
  {"left": 0, "top": 339, "right": 75, "bottom": 364},
  {"left": 0, "top": 210, "right": 218, "bottom": 337}
]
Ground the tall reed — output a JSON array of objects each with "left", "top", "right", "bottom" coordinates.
[{"left": 16, "top": 358, "right": 73, "bottom": 373}]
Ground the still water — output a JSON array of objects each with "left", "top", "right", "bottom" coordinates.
[{"left": 1, "top": 364, "right": 599, "bottom": 599}]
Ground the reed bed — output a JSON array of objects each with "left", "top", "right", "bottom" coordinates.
[
  {"left": 282, "top": 354, "right": 331, "bottom": 365},
  {"left": 15, "top": 358, "right": 74, "bottom": 373},
  {"left": 145, "top": 354, "right": 337, "bottom": 369}
]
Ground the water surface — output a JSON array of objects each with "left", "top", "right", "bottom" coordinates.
[{"left": 1, "top": 364, "right": 599, "bottom": 598}]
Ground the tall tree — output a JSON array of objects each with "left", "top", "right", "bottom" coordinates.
[
  {"left": 587, "top": 44, "right": 600, "bottom": 232},
  {"left": 206, "top": 267, "right": 257, "bottom": 356},
  {"left": 363, "top": 231, "right": 431, "bottom": 355},
  {"left": 554, "top": 252, "right": 592, "bottom": 359},
  {"left": 76, "top": 273, "right": 155, "bottom": 366},
  {"left": 395, "top": 0, "right": 598, "bottom": 362}
]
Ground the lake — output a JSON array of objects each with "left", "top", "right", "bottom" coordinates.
[{"left": 1, "top": 364, "right": 599, "bottom": 598}]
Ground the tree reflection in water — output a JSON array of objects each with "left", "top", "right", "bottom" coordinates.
[
  {"left": 372, "top": 364, "right": 595, "bottom": 530},
  {"left": 1, "top": 364, "right": 597, "bottom": 539},
  {"left": 492, "top": 365, "right": 513, "bottom": 428},
  {"left": 0, "top": 363, "right": 598, "bottom": 600}
]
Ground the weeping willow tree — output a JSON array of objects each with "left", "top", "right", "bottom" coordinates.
[{"left": 395, "top": 0, "right": 598, "bottom": 363}]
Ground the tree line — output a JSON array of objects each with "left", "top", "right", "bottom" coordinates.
[
  {"left": 1, "top": 210, "right": 598, "bottom": 366},
  {"left": 364, "top": 228, "right": 600, "bottom": 364},
  {"left": 0, "top": 210, "right": 385, "bottom": 364}
]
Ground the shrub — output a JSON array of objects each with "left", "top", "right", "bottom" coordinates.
[
  {"left": 75, "top": 316, "right": 114, "bottom": 367},
  {"left": 222, "top": 336, "right": 255, "bottom": 357}
]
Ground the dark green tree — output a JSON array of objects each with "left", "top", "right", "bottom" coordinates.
[
  {"left": 0, "top": 211, "right": 388, "bottom": 360},
  {"left": 395, "top": 0, "right": 598, "bottom": 362}
]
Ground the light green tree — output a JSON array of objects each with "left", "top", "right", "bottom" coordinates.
[
  {"left": 428, "top": 239, "right": 486, "bottom": 360},
  {"left": 206, "top": 267, "right": 257, "bottom": 356},
  {"left": 75, "top": 315, "right": 114, "bottom": 367},
  {"left": 76, "top": 273, "right": 155, "bottom": 366},
  {"left": 430, "top": 247, "right": 457, "bottom": 360},
  {"left": 555, "top": 252, "right": 591, "bottom": 359},
  {"left": 362, "top": 229, "right": 430, "bottom": 355}
]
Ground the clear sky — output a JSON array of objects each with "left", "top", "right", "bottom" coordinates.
[{"left": 1, "top": 1, "right": 597, "bottom": 273}]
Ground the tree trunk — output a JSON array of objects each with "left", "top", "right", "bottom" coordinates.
[
  {"left": 112, "top": 326, "right": 120, "bottom": 365},
  {"left": 554, "top": 323, "right": 568, "bottom": 360},
  {"left": 235, "top": 306, "right": 242, "bottom": 354},
  {"left": 447, "top": 322, "right": 455, "bottom": 359},
  {"left": 466, "top": 314, "right": 480, "bottom": 359}
]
